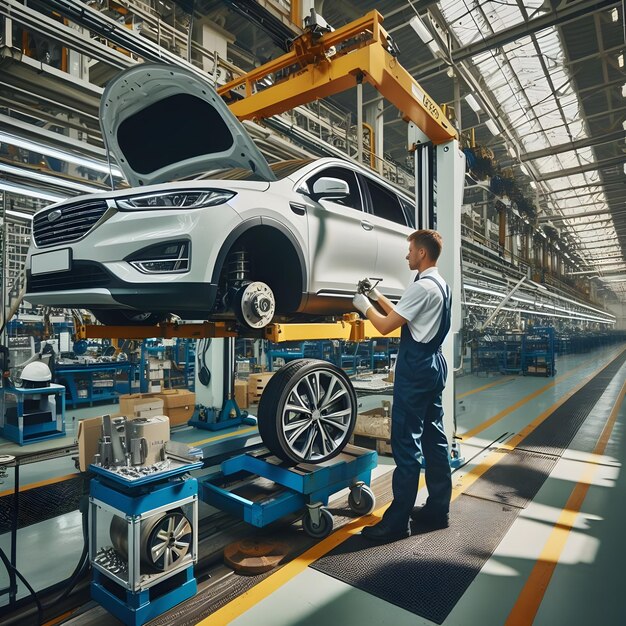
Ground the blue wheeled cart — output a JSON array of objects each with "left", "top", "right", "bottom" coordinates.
[
  {"left": 200, "top": 444, "right": 378, "bottom": 538},
  {"left": 89, "top": 461, "right": 202, "bottom": 626}
]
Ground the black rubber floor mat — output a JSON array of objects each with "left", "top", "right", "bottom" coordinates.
[
  {"left": 0, "top": 476, "right": 83, "bottom": 533},
  {"left": 518, "top": 350, "right": 626, "bottom": 457},
  {"left": 312, "top": 351, "right": 626, "bottom": 624},
  {"left": 463, "top": 449, "right": 559, "bottom": 508},
  {"left": 311, "top": 494, "right": 519, "bottom": 625}
]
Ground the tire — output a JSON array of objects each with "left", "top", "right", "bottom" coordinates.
[
  {"left": 302, "top": 508, "right": 333, "bottom": 538},
  {"left": 348, "top": 485, "right": 376, "bottom": 515},
  {"left": 257, "top": 359, "right": 357, "bottom": 464},
  {"left": 90, "top": 309, "right": 166, "bottom": 326}
]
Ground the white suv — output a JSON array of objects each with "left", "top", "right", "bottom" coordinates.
[{"left": 25, "top": 64, "right": 416, "bottom": 328}]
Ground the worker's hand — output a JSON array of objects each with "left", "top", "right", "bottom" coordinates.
[
  {"left": 357, "top": 278, "right": 382, "bottom": 301},
  {"left": 352, "top": 293, "right": 372, "bottom": 316}
]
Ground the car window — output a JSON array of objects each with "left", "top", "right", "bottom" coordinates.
[
  {"left": 304, "top": 166, "right": 363, "bottom": 211},
  {"left": 363, "top": 177, "right": 408, "bottom": 226},
  {"left": 400, "top": 197, "right": 416, "bottom": 228}
]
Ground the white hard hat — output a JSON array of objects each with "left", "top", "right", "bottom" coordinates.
[{"left": 21, "top": 361, "right": 52, "bottom": 384}]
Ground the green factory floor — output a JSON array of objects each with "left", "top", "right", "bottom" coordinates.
[{"left": 1, "top": 344, "right": 625, "bottom": 626}]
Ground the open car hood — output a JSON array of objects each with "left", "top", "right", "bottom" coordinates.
[{"left": 100, "top": 63, "right": 276, "bottom": 187}]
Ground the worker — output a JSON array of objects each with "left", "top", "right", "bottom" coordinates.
[{"left": 352, "top": 229, "right": 452, "bottom": 543}]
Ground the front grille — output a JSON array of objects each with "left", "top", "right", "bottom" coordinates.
[
  {"left": 27, "top": 262, "right": 111, "bottom": 293},
  {"left": 33, "top": 199, "right": 109, "bottom": 247}
]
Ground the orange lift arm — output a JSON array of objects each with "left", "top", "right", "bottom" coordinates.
[{"left": 218, "top": 10, "right": 457, "bottom": 145}]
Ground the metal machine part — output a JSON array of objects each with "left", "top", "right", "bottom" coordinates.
[
  {"left": 232, "top": 281, "right": 276, "bottom": 329},
  {"left": 110, "top": 508, "right": 193, "bottom": 573}
]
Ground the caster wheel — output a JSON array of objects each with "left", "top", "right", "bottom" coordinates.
[
  {"left": 303, "top": 508, "right": 333, "bottom": 538},
  {"left": 348, "top": 485, "right": 376, "bottom": 515}
]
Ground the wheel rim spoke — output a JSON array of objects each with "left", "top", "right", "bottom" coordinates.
[
  {"left": 319, "top": 375, "right": 337, "bottom": 408},
  {"left": 286, "top": 420, "right": 312, "bottom": 444},
  {"left": 300, "top": 423, "right": 317, "bottom": 458},
  {"left": 322, "top": 407, "right": 352, "bottom": 421},
  {"left": 285, "top": 402, "right": 311, "bottom": 415},
  {"left": 303, "top": 376, "right": 318, "bottom": 408},
  {"left": 287, "top": 391, "right": 311, "bottom": 413},
  {"left": 173, "top": 518, "right": 189, "bottom": 539},
  {"left": 320, "top": 417, "right": 349, "bottom": 433},
  {"left": 284, "top": 416, "right": 311, "bottom": 432},
  {"left": 318, "top": 422, "right": 334, "bottom": 456},
  {"left": 320, "top": 387, "right": 348, "bottom": 410}
]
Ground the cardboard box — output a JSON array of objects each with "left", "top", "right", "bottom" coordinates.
[
  {"left": 119, "top": 394, "right": 164, "bottom": 419},
  {"left": 354, "top": 404, "right": 392, "bottom": 439},
  {"left": 158, "top": 389, "right": 195, "bottom": 426},
  {"left": 77, "top": 415, "right": 104, "bottom": 472},
  {"left": 234, "top": 380, "right": 248, "bottom": 409},
  {"left": 248, "top": 372, "right": 275, "bottom": 401},
  {"left": 118, "top": 391, "right": 195, "bottom": 427}
]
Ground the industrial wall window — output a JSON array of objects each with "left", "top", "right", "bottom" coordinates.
[
  {"left": 363, "top": 178, "right": 407, "bottom": 226},
  {"left": 305, "top": 167, "right": 363, "bottom": 211}
]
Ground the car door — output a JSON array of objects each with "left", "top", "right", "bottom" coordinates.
[
  {"left": 299, "top": 165, "right": 377, "bottom": 298},
  {"left": 359, "top": 174, "right": 415, "bottom": 299}
]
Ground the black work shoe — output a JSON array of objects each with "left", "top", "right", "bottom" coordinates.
[
  {"left": 410, "top": 506, "right": 449, "bottom": 529},
  {"left": 361, "top": 523, "right": 410, "bottom": 543}
]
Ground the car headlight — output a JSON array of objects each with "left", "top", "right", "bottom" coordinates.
[{"left": 116, "top": 189, "right": 236, "bottom": 210}]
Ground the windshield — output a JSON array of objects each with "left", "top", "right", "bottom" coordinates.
[{"left": 183, "top": 158, "right": 315, "bottom": 182}]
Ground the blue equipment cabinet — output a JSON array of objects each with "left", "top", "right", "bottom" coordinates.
[
  {"left": 200, "top": 445, "right": 377, "bottom": 538},
  {"left": 0, "top": 383, "right": 65, "bottom": 445},
  {"left": 89, "top": 463, "right": 201, "bottom": 626}
]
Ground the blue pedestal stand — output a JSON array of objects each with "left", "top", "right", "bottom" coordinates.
[{"left": 89, "top": 463, "right": 201, "bottom": 626}]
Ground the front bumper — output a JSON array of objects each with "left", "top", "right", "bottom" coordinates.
[{"left": 26, "top": 261, "right": 216, "bottom": 314}]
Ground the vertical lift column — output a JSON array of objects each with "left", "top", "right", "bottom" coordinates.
[{"left": 410, "top": 124, "right": 465, "bottom": 464}]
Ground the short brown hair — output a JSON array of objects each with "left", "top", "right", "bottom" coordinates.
[{"left": 407, "top": 229, "right": 442, "bottom": 261}]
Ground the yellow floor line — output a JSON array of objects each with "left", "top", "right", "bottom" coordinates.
[
  {"left": 190, "top": 426, "right": 257, "bottom": 447},
  {"left": 460, "top": 353, "right": 612, "bottom": 441},
  {"left": 457, "top": 376, "right": 514, "bottom": 399},
  {"left": 504, "top": 377, "right": 626, "bottom": 626},
  {"left": 0, "top": 472, "right": 79, "bottom": 499},
  {"left": 198, "top": 348, "right": 625, "bottom": 626}
]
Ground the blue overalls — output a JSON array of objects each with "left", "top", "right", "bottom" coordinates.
[{"left": 382, "top": 275, "right": 452, "bottom": 532}]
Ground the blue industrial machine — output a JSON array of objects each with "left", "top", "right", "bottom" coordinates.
[
  {"left": 89, "top": 461, "right": 201, "bottom": 626},
  {"left": 201, "top": 445, "right": 377, "bottom": 538}
]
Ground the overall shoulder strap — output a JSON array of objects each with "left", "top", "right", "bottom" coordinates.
[{"left": 420, "top": 275, "right": 450, "bottom": 303}]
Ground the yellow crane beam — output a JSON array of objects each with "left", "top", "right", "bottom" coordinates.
[{"left": 218, "top": 10, "right": 456, "bottom": 145}]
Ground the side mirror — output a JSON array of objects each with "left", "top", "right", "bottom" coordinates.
[{"left": 312, "top": 177, "right": 350, "bottom": 200}]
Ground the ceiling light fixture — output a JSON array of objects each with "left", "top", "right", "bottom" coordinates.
[
  {"left": 5, "top": 209, "right": 34, "bottom": 221},
  {"left": 485, "top": 118, "right": 500, "bottom": 135},
  {"left": 611, "top": 7, "right": 619, "bottom": 21},
  {"left": 409, "top": 15, "right": 440, "bottom": 54},
  {"left": 464, "top": 93, "right": 482, "bottom": 112},
  {"left": 0, "top": 181, "right": 65, "bottom": 202},
  {"left": 0, "top": 131, "right": 123, "bottom": 178}
]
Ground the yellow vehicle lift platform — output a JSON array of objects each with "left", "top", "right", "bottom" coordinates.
[{"left": 76, "top": 314, "right": 400, "bottom": 342}]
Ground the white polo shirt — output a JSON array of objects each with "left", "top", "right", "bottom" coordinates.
[{"left": 394, "top": 267, "right": 448, "bottom": 343}]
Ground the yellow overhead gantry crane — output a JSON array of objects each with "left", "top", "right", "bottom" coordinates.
[{"left": 218, "top": 10, "right": 457, "bottom": 145}]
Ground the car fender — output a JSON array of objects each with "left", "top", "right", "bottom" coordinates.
[{"left": 210, "top": 217, "right": 309, "bottom": 309}]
